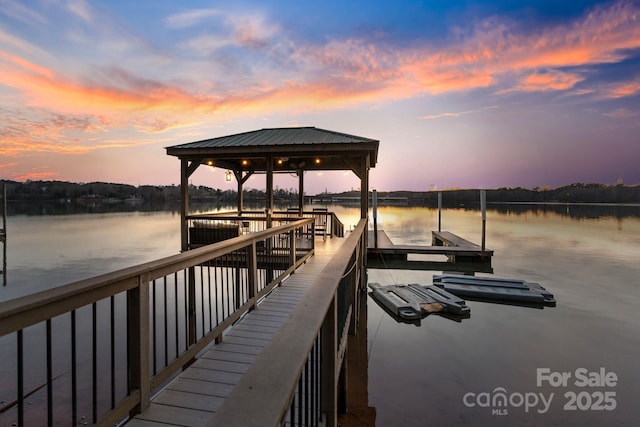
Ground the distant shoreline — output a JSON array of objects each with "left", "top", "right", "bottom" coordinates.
[{"left": 1, "top": 179, "right": 639, "bottom": 205}]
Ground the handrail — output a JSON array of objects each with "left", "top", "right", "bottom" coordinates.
[
  {"left": 210, "top": 218, "right": 367, "bottom": 427},
  {"left": 0, "top": 218, "right": 314, "bottom": 426},
  {"left": 0, "top": 219, "right": 312, "bottom": 335}
]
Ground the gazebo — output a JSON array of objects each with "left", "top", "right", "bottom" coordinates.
[{"left": 166, "top": 127, "right": 379, "bottom": 250}]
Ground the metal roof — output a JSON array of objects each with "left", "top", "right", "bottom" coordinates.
[
  {"left": 168, "top": 127, "right": 377, "bottom": 149},
  {"left": 166, "top": 127, "right": 379, "bottom": 171}
]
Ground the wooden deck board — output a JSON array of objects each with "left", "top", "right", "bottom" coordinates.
[
  {"left": 179, "top": 367, "right": 243, "bottom": 384},
  {"left": 201, "top": 349, "right": 258, "bottom": 364},
  {"left": 167, "top": 378, "right": 235, "bottom": 397},
  {"left": 132, "top": 403, "right": 213, "bottom": 426},
  {"left": 153, "top": 390, "right": 225, "bottom": 412},
  {"left": 129, "top": 236, "right": 345, "bottom": 426}
]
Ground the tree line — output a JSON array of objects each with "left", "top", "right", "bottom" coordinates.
[{"left": 1, "top": 180, "right": 639, "bottom": 205}]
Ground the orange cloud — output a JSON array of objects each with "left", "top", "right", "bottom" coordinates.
[
  {"left": 1, "top": 0, "right": 639, "bottom": 160},
  {"left": 12, "top": 171, "right": 59, "bottom": 181},
  {"left": 605, "top": 81, "right": 640, "bottom": 98},
  {"left": 513, "top": 71, "right": 584, "bottom": 92}
]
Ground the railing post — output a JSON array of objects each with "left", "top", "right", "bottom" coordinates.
[
  {"left": 321, "top": 294, "right": 337, "bottom": 427},
  {"left": 127, "top": 273, "right": 150, "bottom": 415},
  {"left": 289, "top": 229, "right": 296, "bottom": 267},
  {"left": 188, "top": 267, "right": 196, "bottom": 346},
  {"left": 247, "top": 241, "right": 258, "bottom": 310}
]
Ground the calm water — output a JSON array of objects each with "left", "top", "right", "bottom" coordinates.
[{"left": 1, "top": 203, "right": 639, "bottom": 426}]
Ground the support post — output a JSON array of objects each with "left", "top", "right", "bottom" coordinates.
[
  {"left": 321, "top": 295, "right": 337, "bottom": 427},
  {"left": 266, "top": 157, "right": 273, "bottom": 228},
  {"left": 2, "top": 183, "right": 6, "bottom": 286},
  {"left": 372, "top": 189, "right": 378, "bottom": 248},
  {"left": 247, "top": 241, "right": 258, "bottom": 310},
  {"left": 127, "top": 273, "right": 150, "bottom": 416},
  {"left": 180, "top": 159, "right": 190, "bottom": 252},
  {"left": 298, "top": 170, "right": 304, "bottom": 214},
  {"left": 438, "top": 191, "right": 442, "bottom": 232},
  {"left": 188, "top": 267, "right": 196, "bottom": 346},
  {"left": 237, "top": 175, "right": 243, "bottom": 214},
  {"left": 480, "top": 189, "right": 486, "bottom": 259}
]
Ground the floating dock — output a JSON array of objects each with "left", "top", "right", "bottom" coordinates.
[
  {"left": 368, "top": 282, "right": 469, "bottom": 319},
  {"left": 367, "top": 230, "right": 493, "bottom": 273},
  {"left": 433, "top": 274, "right": 556, "bottom": 306}
]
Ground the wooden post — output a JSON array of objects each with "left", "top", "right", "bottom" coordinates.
[
  {"left": 438, "top": 191, "right": 442, "bottom": 232},
  {"left": 266, "top": 157, "right": 273, "bottom": 228},
  {"left": 188, "top": 267, "right": 196, "bottom": 346},
  {"left": 298, "top": 169, "right": 304, "bottom": 214},
  {"left": 1, "top": 183, "right": 6, "bottom": 236},
  {"left": 236, "top": 174, "right": 243, "bottom": 214},
  {"left": 480, "top": 189, "right": 486, "bottom": 259},
  {"left": 321, "top": 295, "right": 337, "bottom": 427},
  {"left": 372, "top": 189, "right": 378, "bottom": 248},
  {"left": 2, "top": 183, "right": 6, "bottom": 286},
  {"left": 247, "top": 241, "right": 258, "bottom": 310},
  {"left": 127, "top": 273, "right": 150, "bottom": 415},
  {"left": 180, "top": 159, "right": 189, "bottom": 252}
]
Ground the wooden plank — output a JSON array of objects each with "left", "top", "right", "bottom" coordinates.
[
  {"left": 235, "top": 317, "right": 282, "bottom": 329},
  {"left": 133, "top": 403, "right": 213, "bottom": 426},
  {"left": 126, "top": 418, "right": 181, "bottom": 427},
  {"left": 168, "top": 378, "right": 234, "bottom": 397},
  {"left": 201, "top": 349, "right": 258, "bottom": 364},
  {"left": 432, "top": 230, "right": 480, "bottom": 248},
  {"left": 226, "top": 328, "right": 275, "bottom": 341},
  {"left": 220, "top": 335, "right": 269, "bottom": 348},
  {"left": 191, "top": 358, "right": 250, "bottom": 374},
  {"left": 207, "top": 342, "right": 263, "bottom": 355},
  {"left": 153, "top": 390, "right": 225, "bottom": 412},
  {"left": 232, "top": 323, "right": 279, "bottom": 334},
  {"left": 179, "top": 367, "right": 243, "bottom": 384}
]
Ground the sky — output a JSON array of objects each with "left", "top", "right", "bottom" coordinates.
[{"left": 1, "top": 0, "right": 639, "bottom": 194}]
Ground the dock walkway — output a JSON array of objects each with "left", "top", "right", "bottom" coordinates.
[{"left": 127, "top": 237, "right": 345, "bottom": 426}]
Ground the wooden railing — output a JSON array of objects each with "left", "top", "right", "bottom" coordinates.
[
  {"left": 0, "top": 219, "right": 314, "bottom": 427},
  {"left": 187, "top": 209, "right": 344, "bottom": 247},
  {"left": 210, "top": 218, "right": 367, "bottom": 427}
]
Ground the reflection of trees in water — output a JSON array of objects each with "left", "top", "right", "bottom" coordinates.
[{"left": 487, "top": 203, "right": 640, "bottom": 220}]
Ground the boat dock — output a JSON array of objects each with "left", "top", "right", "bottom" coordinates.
[
  {"left": 367, "top": 229, "right": 493, "bottom": 272},
  {"left": 128, "top": 237, "right": 343, "bottom": 426}
]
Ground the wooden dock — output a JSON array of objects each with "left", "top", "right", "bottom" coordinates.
[
  {"left": 367, "top": 230, "right": 493, "bottom": 273},
  {"left": 127, "top": 237, "right": 344, "bottom": 426}
]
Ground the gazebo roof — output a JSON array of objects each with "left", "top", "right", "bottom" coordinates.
[{"left": 166, "top": 127, "right": 379, "bottom": 172}]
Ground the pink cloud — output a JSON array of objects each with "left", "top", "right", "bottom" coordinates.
[
  {"left": 512, "top": 70, "right": 584, "bottom": 92},
  {"left": 1, "top": 0, "right": 639, "bottom": 160},
  {"left": 605, "top": 80, "right": 640, "bottom": 98}
]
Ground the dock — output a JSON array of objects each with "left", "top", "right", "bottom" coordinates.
[
  {"left": 367, "top": 229, "right": 493, "bottom": 272},
  {"left": 127, "top": 238, "right": 342, "bottom": 426}
]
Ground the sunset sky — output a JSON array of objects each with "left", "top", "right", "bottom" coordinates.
[{"left": 1, "top": 0, "right": 639, "bottom": 194}]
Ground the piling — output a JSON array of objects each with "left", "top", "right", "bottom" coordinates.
[
  {"left": 480, "top": 189, "right": 486, "bottom": 260},
  {"left": 437, "top": 192, "right": 442, "bottom": 232},
  {"left": 1, "top": 183, "right": 6, "bottom": 286},
  {"left": 372, "top": 189, "right": 378, "bottom": 248}
]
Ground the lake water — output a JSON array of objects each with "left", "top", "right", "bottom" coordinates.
[{"left": 1, "top": 203, "right": 639, "bottom": 426}]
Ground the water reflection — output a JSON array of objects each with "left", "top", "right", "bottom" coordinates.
[
  {"left": 364, "top": 205, "right": 640, "bottom": 426},
  {"left": 1, "top": 203, "right": 639, "bottom": 426}
]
